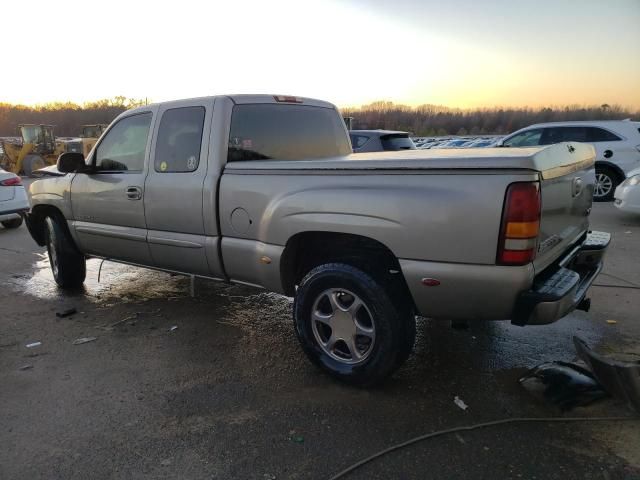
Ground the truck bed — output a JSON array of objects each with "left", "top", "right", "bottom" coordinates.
[{"left": 225, "top": 143, "right": 594, "bottom": 177}]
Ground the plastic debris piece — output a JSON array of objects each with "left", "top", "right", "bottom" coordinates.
[
  {"left": 169, "top": 325, "right": 178, "bottom": 332},
  {"left": 19, "top": 364, "right": 33, "bottom": 371},
  {"left": 73, "top": 337, "right": 97, "bottom": 345},
  {"left": 25, "top": 342, "right": 42, "bottom": 348},
  {"left": 264, "top": 474, "right": 276, "bottom": 480},
  {"left": 291, "top": 435, "right": 304, "bottom": 443},
  {"left": 574, "top": 336, "right": 640, "bottom": 413},
  {"left": 453, "top": 396, "right": 468, "bottom": 411},
  {"left": 160, "top": 459, "right": 172, "bottom": 467},
  {"left": 606, "top": 319, "right": 618, "bottom": 325},
  {"left": 519, "top": 360, "right": 607, "bottom": 411},
  {"left": 56, "top": 308, "right": 77, "bottom": 318}
]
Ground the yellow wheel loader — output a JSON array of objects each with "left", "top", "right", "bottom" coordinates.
[
  {"left": 0, "top": 125, "right": 82, "bottom": 176},
  {"left": 79, "top": 124, "right": 107, "bottom": 158}
]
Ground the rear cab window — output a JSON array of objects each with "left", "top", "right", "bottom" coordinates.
[{"left": 227, "top": 104, "right": 351, "bottom": 162}]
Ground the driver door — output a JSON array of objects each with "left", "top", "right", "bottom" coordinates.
[{"left": 70, "top": 110, "right": 155, "bottom": 264}]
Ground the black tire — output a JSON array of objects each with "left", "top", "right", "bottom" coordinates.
[
  {"left": 594, "top": 166, "right": 620, "bottom": 202},
  {"left": 44, "top": 215, "right": 86, "bottom": 288},
  {"left": 1, "top": 215, "right": 23, "bottom": 229},
  {"left": 293, "top": 263, "right": 416, "bottom": 386},
  {"left": 22, "top": 154, "right": 46, "bottom": 176}
]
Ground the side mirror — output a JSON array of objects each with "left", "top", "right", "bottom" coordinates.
[
  {"left": 57, "top": 152, "right": 87, "bottom": 173},
  {"left": 495, "top": 139, "right": 504, "bottom": 147}
]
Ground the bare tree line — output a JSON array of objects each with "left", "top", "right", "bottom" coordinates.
[
  {"left": 0, "top": 97, "right": 146, "bottom": 137},
  {"left": 341, "top": 101, "right": 640, "bottom": 136},
  {"left": 1, "top": 97, "right": 638, "bottom": 138}
]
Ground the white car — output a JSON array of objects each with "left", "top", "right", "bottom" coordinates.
[
  {"left": 498, "top": 120, "right": 640, "bottom": 201},
  {"left": 0, "top": 168, "right": 29, "bottom": 229},
  {"left": 614, "top": 167, "right": 640, "bottom": 214}
]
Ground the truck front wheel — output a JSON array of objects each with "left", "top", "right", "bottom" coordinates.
[
  {"left": 45, "top": 215, "right": 86, "bottom": 288},
  {"left": 293, "top": 263, "right": 415, "bottom": 386}
]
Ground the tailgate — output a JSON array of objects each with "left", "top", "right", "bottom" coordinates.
[{"left": 533, "top": 142, "right": 596, "bottom": 273}]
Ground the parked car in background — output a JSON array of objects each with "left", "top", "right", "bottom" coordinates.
[
  {"left": 350, "top": 130, "right": 416, "bottom": 152},
  {"left": 432, "top": 138, "right": 471, "bottom": 149},
  {"left": 466, "top": 139, "right": 496, "bottom": 148},
  {"left": 498, "top": 121, "right": 640, "bottom": 201},
  {"left": 614, "top": 167, "right": 640, "bottom": 214},
  {"left": 0, "top": 167, "right": 29, "bottom": 229}
]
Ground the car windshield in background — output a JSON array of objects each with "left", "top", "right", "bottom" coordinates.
[
  {"left": 228, "top": 104, "right": 351, "bottom": 162},
  {"left": 380, "top": 134, "right": 416, "bottom": 150}
]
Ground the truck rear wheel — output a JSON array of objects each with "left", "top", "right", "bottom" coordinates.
[
  {"left": 45, "top": 215, "right": 86, "bottom": 288},
  {"left": 293, "top": 263, "right": 415, "bottom": 386}
]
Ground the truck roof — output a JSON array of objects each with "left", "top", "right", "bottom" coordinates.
[{"left": 127, "top": 94, "right": 336, "bottom": 114}]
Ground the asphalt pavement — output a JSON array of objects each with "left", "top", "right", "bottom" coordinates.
[{"left": 0, "top": 203, "right": 639, "bottom": 479}]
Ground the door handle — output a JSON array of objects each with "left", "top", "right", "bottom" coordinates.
[{"left": 126, "top": 186, "right": 142, "bottom": 200}]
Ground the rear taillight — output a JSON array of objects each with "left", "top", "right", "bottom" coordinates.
[
  {"left": 0, "top": 176, "right": 22, "bottom": 186},
  {"left": 497, "top": 182, "right": 541, "bottom": 266}
]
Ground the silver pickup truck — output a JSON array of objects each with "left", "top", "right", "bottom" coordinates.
[{"left": 25, "top": 94, "right": 610, "bottom": 385}]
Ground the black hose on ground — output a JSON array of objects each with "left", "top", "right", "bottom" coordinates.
[{"left": 328, "top": 416, "right": 639, "bottom": 480}]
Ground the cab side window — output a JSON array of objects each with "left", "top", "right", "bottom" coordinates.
[
  {"left": 540, "top": 127, "right": 587, "bottom": 145},
  {"left": 154, "top": 107, "right": 205, "bottom": 173},
  {"left": 95, "top": 113, "right": 152, "bottom": 172},
  {"left": 587, "top": 127, "right": 622, "bottom": 142},
  {"left": 503, "top": 129, "right": 543, "bottom": 147},
  {"left": 350, "top": 134, "right": 370, "bottom": 149}
]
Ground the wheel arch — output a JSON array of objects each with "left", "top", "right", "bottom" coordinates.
[
  {"left": 279, "top": 231, "right": 414, "bottom": 309},
  {"left": 26, "top": 204, "right": 71, "bottom": 247},
  {"left": 595, "top": 161, "right": 625, "bottom": 181}
]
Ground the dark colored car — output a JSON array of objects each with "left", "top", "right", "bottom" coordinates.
[{"left": 349, "top": 130, "right": 416, "bottom": 152}]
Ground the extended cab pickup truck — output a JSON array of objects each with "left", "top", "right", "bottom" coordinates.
[{"left": 26, "top": 94, "right": 610, "bottom": 385}]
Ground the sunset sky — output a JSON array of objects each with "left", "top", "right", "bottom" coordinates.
[{"left": 2, "top": 0, "right": 639, "bottom": 109}]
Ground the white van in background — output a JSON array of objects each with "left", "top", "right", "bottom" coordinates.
[{"left": 498, "top": 120, "right": 640, "bottom": 201}]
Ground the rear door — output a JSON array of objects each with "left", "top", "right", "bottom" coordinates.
[
  {"left": 71, "top": 111, "right": 154, "bottom": 264},
  {"left": 143, "top": 99, "right": 218, "bottom": 276}
]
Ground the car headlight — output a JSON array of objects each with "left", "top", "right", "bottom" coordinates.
[{"left": 623, "top": 175, "right": 640, "bottom": 186}]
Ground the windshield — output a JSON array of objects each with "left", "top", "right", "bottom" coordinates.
[{"left": 20, "top": 126, "right": 42, "bottom": 144}]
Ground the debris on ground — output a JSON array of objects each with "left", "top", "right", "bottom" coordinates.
[
  {"left": 19, "top": 364, "right": 33, "bottom": 371},
  {"left": 290, "top": 435, "right": 304, "bottom": 443},
  {"left": 453, "top": 396, "right": 468, "bottom": 411},
  {"left": 169, "top": 325, "right": 178, "bottom": 332},
  {"left": 99, "top": 313, "right": 138, "bottom": 331},
  {"left": 160, "top": 459, "right": 172, "bottom": 467},
  {"left": 56, "top": 307, "right": 77, "bottom": 318},
  {"left": 606, "top": 319, "right": 618, "bottom": 325},
  {"left": 25, "top": 342, "right": 42, "bottom": 348},
  {"left": 263, "top": 474, "right": 276, "bottom": 480},
  {"left": 72, "top": 337, "right": 97, "bottom": 345},
  {"left": 519, "top": 361, "right": 608, "bottom": 410},
  {"left": 574, "top": 336, "right": 640, "bottom": 413}
]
